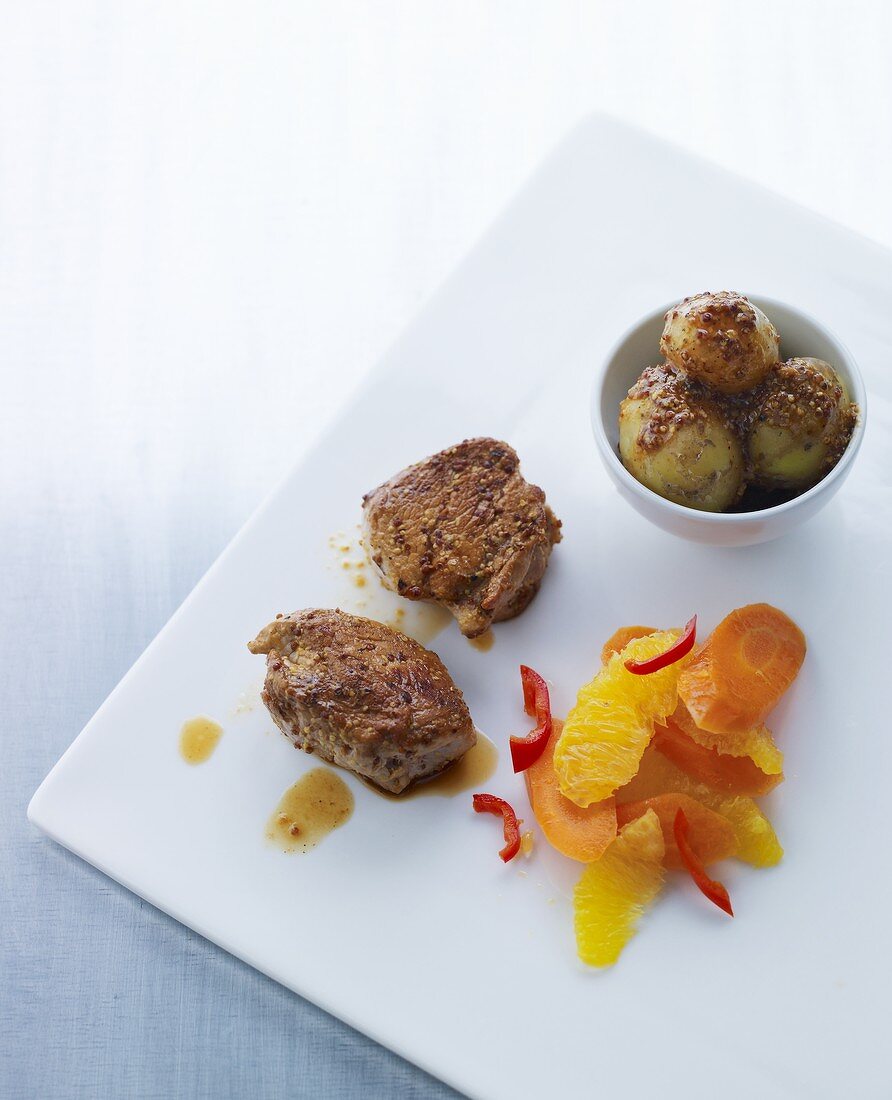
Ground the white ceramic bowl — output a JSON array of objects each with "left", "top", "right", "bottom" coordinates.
[{"left": 592, "top": 296, "right": 866, "bottom": 546}]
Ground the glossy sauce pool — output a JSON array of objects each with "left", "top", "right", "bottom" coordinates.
[
  {"left": 266, "top": 768, "right": 354, "bottom": 853},
  {"left": 179, "top": 717, "right": 223, "bottom": 764},
  {"left": 468, "top": 629, "right": 494, "bottom": 652},
  {"left": 362, "top": 730, "right": 499, "bottom": 800}
]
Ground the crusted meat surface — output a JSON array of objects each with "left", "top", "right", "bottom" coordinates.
[
  {"left": 248, "top": 608, "right": 475, "bottom": 793},
  {"left": 362, "top": 438, "right": 561, "bottom": 638}
]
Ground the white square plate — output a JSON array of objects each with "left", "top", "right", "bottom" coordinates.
[{"left": 29, "top": 116, "right": 891, "bottom": 1099}]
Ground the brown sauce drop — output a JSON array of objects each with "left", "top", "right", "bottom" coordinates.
[
  {"left": 328, "top": 532, "right": 451, "bottom": 643},
  {"left": 266, "top": 768, "right": 354, "bottom": 853},
  {"left": 469, "top": 628, "right": 494, "bottom": 652},
  {"left": 179, "top": 716, "right": 223, "bottom": 764},
  {"left": 362, "top": 731, "right": 499, "bottom": 800}
]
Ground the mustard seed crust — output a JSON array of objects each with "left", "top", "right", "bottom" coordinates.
[
  {"left": 248, "top": 609, "right": 476, "bottom": 793},
  {"left": 362, "top": 438, "right": 561, "bottom": 638},
  {"left": 626, "top": 362, "right": 738, "bottom": 453},
  {"left": 621, "top": 295, "right": 857, "bottom": 510},
  {"left": 749, "top": 357, "right": 857, "bottom": 475},
  {"left": 619, "top": 363, "right": 746, "bottom": 511},
  {"left": 660, "top": 291, "right": 780, "bottom": 395}
]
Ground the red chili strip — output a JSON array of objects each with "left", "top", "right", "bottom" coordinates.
[
  {"left": 674, "top": 808, "right": 734, "bottom": 917},
  {"left": 625, "top": 615, "right": 697, "bottom": 675},
  {"left": 509, "top": 665, "right": 553, "bottom": 773},
  {"left": 472, "top": 793, "right": 522, "bottom": 862}
]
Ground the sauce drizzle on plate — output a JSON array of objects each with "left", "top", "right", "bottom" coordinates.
[
  {"left": 179, "top": 716, "right": 223, "bottom": 764},
  {"left": 266, "top": 768, "right": 354, "bottom": 853},
  {"left": 361, "top": 730, "right": 498, "bottom": 800}
]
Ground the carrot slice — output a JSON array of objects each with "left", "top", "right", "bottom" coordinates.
[
  {"left": 617, "top": 745, "right": 783, "bottom": 868},
  {"left": 654, "top": 706, "right": 783, "bottom": 797},
  {"left": 616, "top": 793, "right": 736, "bottom": 869},
  {"left": 601, "top": 626, "right": 657, "bottom": 665},
  {"left": 525, "top": 718, "right": 616, "bottom": 862},
  {"left": 665, "top": 700, "right": 782, "bottom": 776},
  {"left": 678, "top": 603, "right": 806, "bottom": 735}
]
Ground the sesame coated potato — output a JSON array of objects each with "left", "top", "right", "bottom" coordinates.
[
  {"left": 619, "top": 364, "right": 746, "bottom": 512},
  {"left": 748, "top": 358, "right": 856, "bottom": 491},
  {"left": 660, "top": 291, "right": 780, "bottom": 395}
]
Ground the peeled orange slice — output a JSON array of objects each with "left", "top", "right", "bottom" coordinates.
[
  {"left": 654, "top": 712, "right": 782, "bottom": 797},
  {"left": 714, "top": 797, "right": 784, "bottom": 868},
  {"left": 600, "top": 625, "right": 657, "bottom": 665},
  {"left": 613, "top": 630, "right": 691, "bottom": 718},
  {"left": 616, "top": 793, "right": 737, "bottom": 869},
  {"left": 574, "top": 810, "right": 666, "bottom": 967},
  {"left": 668, "top": 702, "right": 784, "bottom": 777},
  {"left": 554, "top": 631, "right": 690, "bottom": 807},
  {"left": 555, "top": 686, "right": 651, "bottom": 807},
  {"left": 616, "top": 745, "right": 783, "bottom": 868}
]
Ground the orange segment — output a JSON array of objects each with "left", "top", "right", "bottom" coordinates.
[
  {"left": 616, "top": 793, "right": 736, "bottom": 869},
  {"left": 555, "top": 631, "right": 690, "bottom": 807},
  {"left": 616, "top": 745, "right": 783, "bottom": 868},
  {"left": 678, "top": 603, "right": 806, "bottom": 735},
  {"left": 616, "top": 743, "right": 691, "bottom": 804},
  {"left": 654, "top": 711, "right": 782, "bottom": 797},
  {"left": 601, "top": 626, "right": 657, "bottom": 665},
  {"left": 573, "top": 810, "right": 665, "bottom": 967},
  {"left": 714, "top": 798, "right": 784, "bottom": 868},
  {"left": 666, "top": 703, "right": 784, "bottom": 779},
  {"left": 614, "top": 630, "right": 692, "bottom": 719},
  {"left": 525, "top": 719, "right": 616, "bottom": 862},
  {"left": 555, "top": 686, "right": 651, "bottom": 807}
]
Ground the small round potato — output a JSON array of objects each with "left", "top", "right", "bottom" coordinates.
[
  {"left": 748, "top": 357, "right": 856, "bottom": 491},
  {"left": 660, "top": 291, "right": 780, "bottom": 395},
  {"left": 619, "top": 364, "right": 746, "bottom": 512}
]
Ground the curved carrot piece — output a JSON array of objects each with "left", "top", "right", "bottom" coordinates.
[
  {"left": 601, "top": 625, "right": 657, "bottom": 665},
  {"left": 678, "top": 603, "right": 805, "bottom": 735},
  {"left": 525, "top": 719, "right": 616, "bottom": 862},
  {"left": 616, "top": 745, "right": 784, "bottom": 868},
  {"left": 654, "top": 705, "right": 782, "bottom": 797},
  {"left": 616, "top": 793, "right": 736, "bottom": 869},
  {"left": 667, "top": 700, "right": 783, "bottom": 776}
]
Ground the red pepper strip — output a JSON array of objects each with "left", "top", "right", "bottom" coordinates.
[
  {"left": 520, "top": 663, "right": 540, "bottom": 715},
  {"left": 674, "top": 808, "right": 734, "bottom": 917},
  {"left": 625, "top": 615, "right": 697, "bottom": 675},
  {"left": 510, "top": 665, "right": 553, "bottom": 772},
  {"left": 472, "top": 793, "right": 522, "bottom": 862}
]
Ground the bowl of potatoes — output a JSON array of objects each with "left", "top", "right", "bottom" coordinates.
[{"left": 592, "top": 292, "right": 865, "bottom": 546}]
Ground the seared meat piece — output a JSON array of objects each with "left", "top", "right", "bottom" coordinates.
[
  {"left": 248, "top": 608, "right": 475, "bottom": 794},
  {"left": 362, "top": 438, "right": 561, "bottom": 638}
]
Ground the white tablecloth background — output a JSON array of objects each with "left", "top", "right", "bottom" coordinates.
[{"left": 3, "top": 3, "right": 890, "bottom": 1096}]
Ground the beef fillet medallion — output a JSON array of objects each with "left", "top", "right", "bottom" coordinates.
[{"left": 362, "top": 437, "right": 561, "bottom": 638}]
